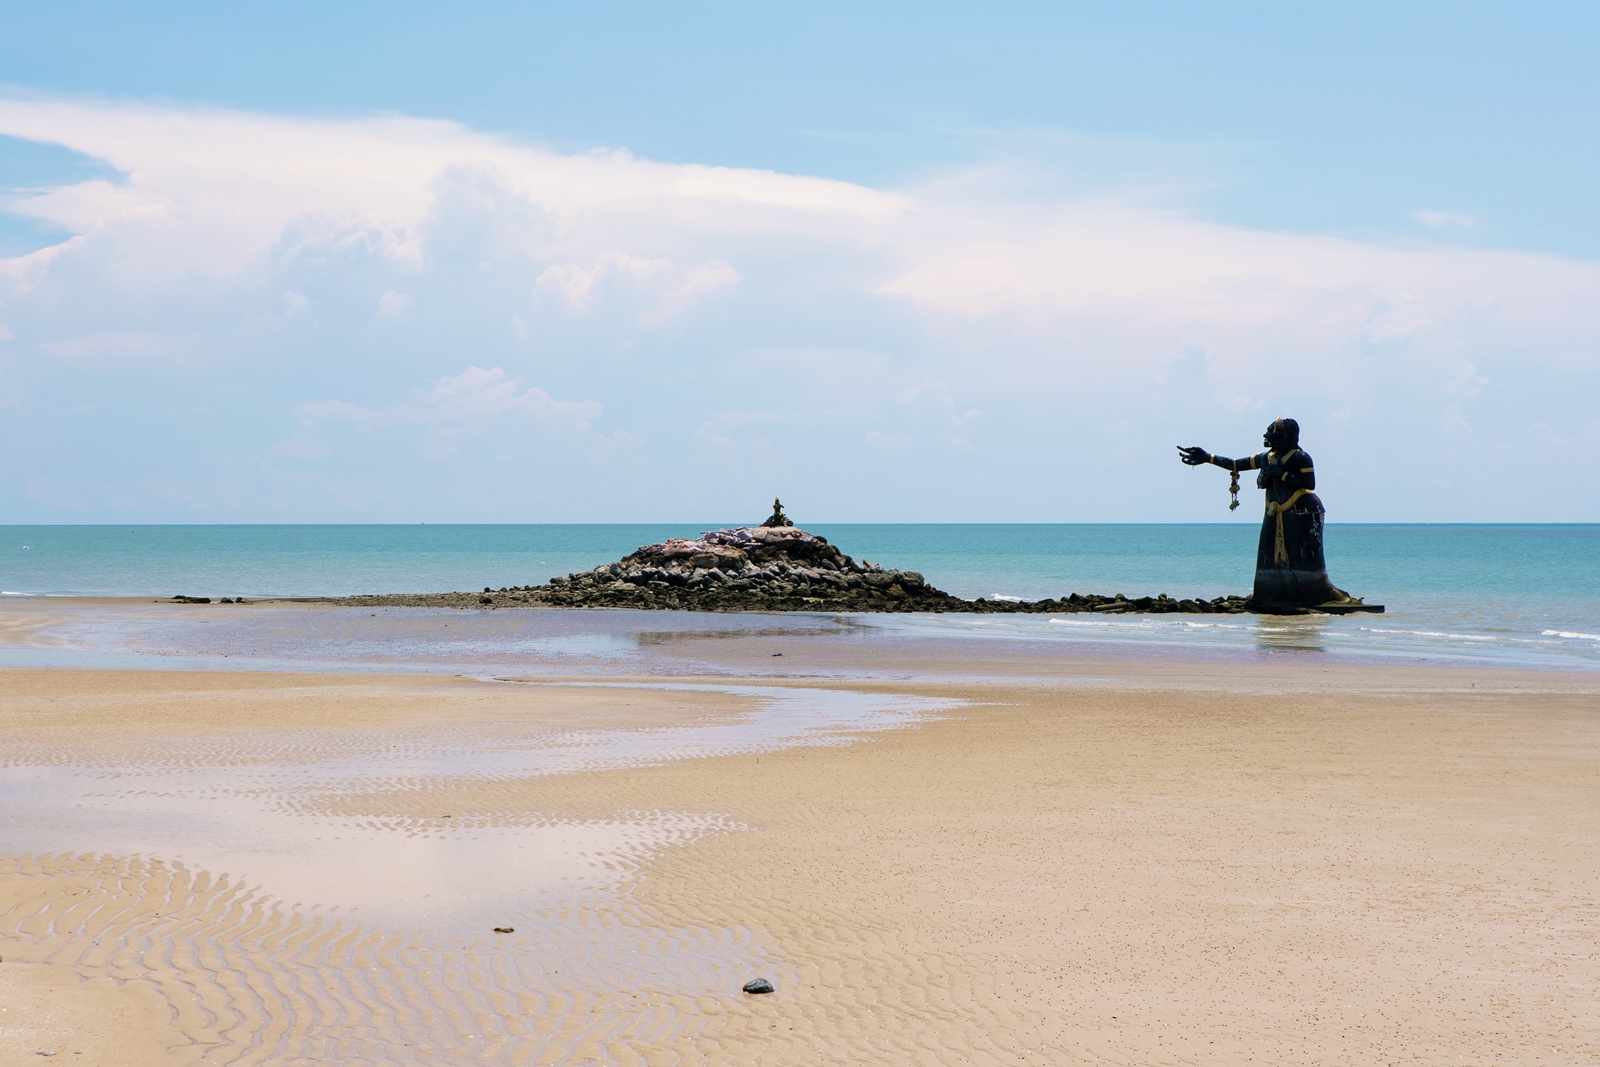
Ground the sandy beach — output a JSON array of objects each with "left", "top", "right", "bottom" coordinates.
[{"left": 3, "top": 605, "right": 1599, "bottom": 1064}]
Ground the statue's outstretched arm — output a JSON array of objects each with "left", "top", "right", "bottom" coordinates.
[{"left": 1178, "top": 446, "right": 1255, "bottom": 472}]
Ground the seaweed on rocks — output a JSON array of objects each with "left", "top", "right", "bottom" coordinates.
[{"left": 332, "top": 525, "right": 1256, "bottom": 614}]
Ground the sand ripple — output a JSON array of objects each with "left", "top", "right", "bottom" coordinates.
[
  {"left": 3, "top": 681, "right": 952, "bottom": 1063},
  {"left": 2, "top": 850, "right": 793, "bottom": 1064}
]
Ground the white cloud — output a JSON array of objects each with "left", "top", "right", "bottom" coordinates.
[
  {"left": 0, "top": 95, "right": 1597, "bottom": 520},
  {"left": 857, "top": 382, "right": 986, "bottom": 457},
  {"left": 1442, "top": 412, "right": 1475, "bottom": 439},
  {"left": 875, "top": 204, "right": 1600, "bottom": 379},
  {"left": 3, "top": 96, "right": 1596, "bottom": 385},
  {"left": 1527, "top": 412, "right": 1600, "bottom": 451},
  {"left": 268, "top": 432, "right": 333, "bottom": 460},
  {"left": 294, "top": 398, "right": 367, "bottom": 423},
  {"left": 1358, "top": 287, "right": 1433, "bottom": 343},
  {"left": 1443, "top": 362, "right": 1489, "bottom": 398},
  {"left": 897, "top": 380, "right": 984, "bottom": 430},
  {"left": 374, "top": 290, "right": 412, "bottom": 318},
  {"left": 1412, "top": 209, "right": 1476, "bottom": 230},
  {"left": 864, "top": 430, "right": 911, "bottom": 453},
  {"left": 535, "top": 253, "right": 740, "bottom": 323},
  {"left": 0, "top": 96, "right": 901, "bottom": 287},
  {"left": 691, "top": 421, "right": 740, "bottom": 457},
  {"left": 299, "top": 366, "right": 602, "bottom": 433},
  {"left": 423, "top": 365, "right": 601, "bottom": 427},
  {"left": 42, "top": 332, "right": 173, "bottom": 359}
]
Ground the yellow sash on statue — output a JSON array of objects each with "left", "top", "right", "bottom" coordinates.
[{"left": 1264, "top": 489, "right": 1310, "bottom": 567}]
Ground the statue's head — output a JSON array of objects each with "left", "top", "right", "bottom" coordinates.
[{"left": 1263, "top": 417, "right": 1300, "bottom": 450}]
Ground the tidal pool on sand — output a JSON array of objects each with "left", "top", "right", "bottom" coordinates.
[
  {"left": 0, "top": 681, "right": 958, "bottom": 1064},
  {"left": 0, "top": 683, "right": 955, "bottom": 930}
]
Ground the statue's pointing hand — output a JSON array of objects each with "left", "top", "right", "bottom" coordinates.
[{"left": 1177, "top": 446, "right": 1209, "bottom": 467}]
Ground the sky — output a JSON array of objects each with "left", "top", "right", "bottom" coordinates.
[{"left": 1, "top": 1, "right": 1597, "bottom": 523}]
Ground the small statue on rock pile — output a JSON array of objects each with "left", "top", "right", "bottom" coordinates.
[{"left": 760, "top": 497, "right": 793, "bottom": 528}]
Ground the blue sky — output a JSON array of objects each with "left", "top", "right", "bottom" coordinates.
[{"left": 1, "top": 2, "right": 1597, "bottom": 521}]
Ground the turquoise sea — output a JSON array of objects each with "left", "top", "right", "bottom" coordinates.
[{"left": 2, "top": 524, "right": 1597, "bottom": 669}]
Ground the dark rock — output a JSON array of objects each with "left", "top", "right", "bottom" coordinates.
[{"left": 742, "top": 977, "right": 775, "bottom": 994}]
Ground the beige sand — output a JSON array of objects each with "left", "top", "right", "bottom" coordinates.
[{"left": 3, "top": 662, "right": 1598, "bottom": 1064}]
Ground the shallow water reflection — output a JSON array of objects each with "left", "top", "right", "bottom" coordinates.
[
  {"left": 0, "top": 681, "right": 959, "bottom": 1063},
  {"left": 1252, "top": 615, "right": 1330, "bottom": 653},
  {"left": 0, "top": 683, "right": 956, "bottom": 928}
]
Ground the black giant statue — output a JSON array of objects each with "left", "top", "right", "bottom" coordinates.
[{"left": 1179, "top": 419, "right": 1355, "bottom": 611}]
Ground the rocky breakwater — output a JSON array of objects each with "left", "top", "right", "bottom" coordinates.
[{"left": 334, "top": 525, "right": 1253, "bottom": 614}]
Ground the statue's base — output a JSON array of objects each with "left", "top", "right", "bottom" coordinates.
[
  {"left": 1249, "top": 599, "right": 1384, "bottom": 616},
  {"left": 1317, "top": 600, "right": 1384, "bottom": 614}
]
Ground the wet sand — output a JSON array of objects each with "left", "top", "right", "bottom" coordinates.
[{"left": 3, "top": 653, "right": 1599, "bottom": 1062}]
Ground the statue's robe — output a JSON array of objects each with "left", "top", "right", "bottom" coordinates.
[{"left": 1210, "top": 448, "right": 1345, "bottom": 609}]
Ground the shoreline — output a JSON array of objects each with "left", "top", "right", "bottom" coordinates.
[
  {"left": 3, "top": 594, "right": 1594, "bottom": 675},
  {"left": 13, "top": 588, "right": 1273, "bottom": 614}
]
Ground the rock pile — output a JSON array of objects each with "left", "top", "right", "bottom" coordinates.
[
  {"left": 530, "top": 525, "right": 969, "bottom": 612},
  {"left": 336, "top": 525, "right": 1254, "bottom": 614}
]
